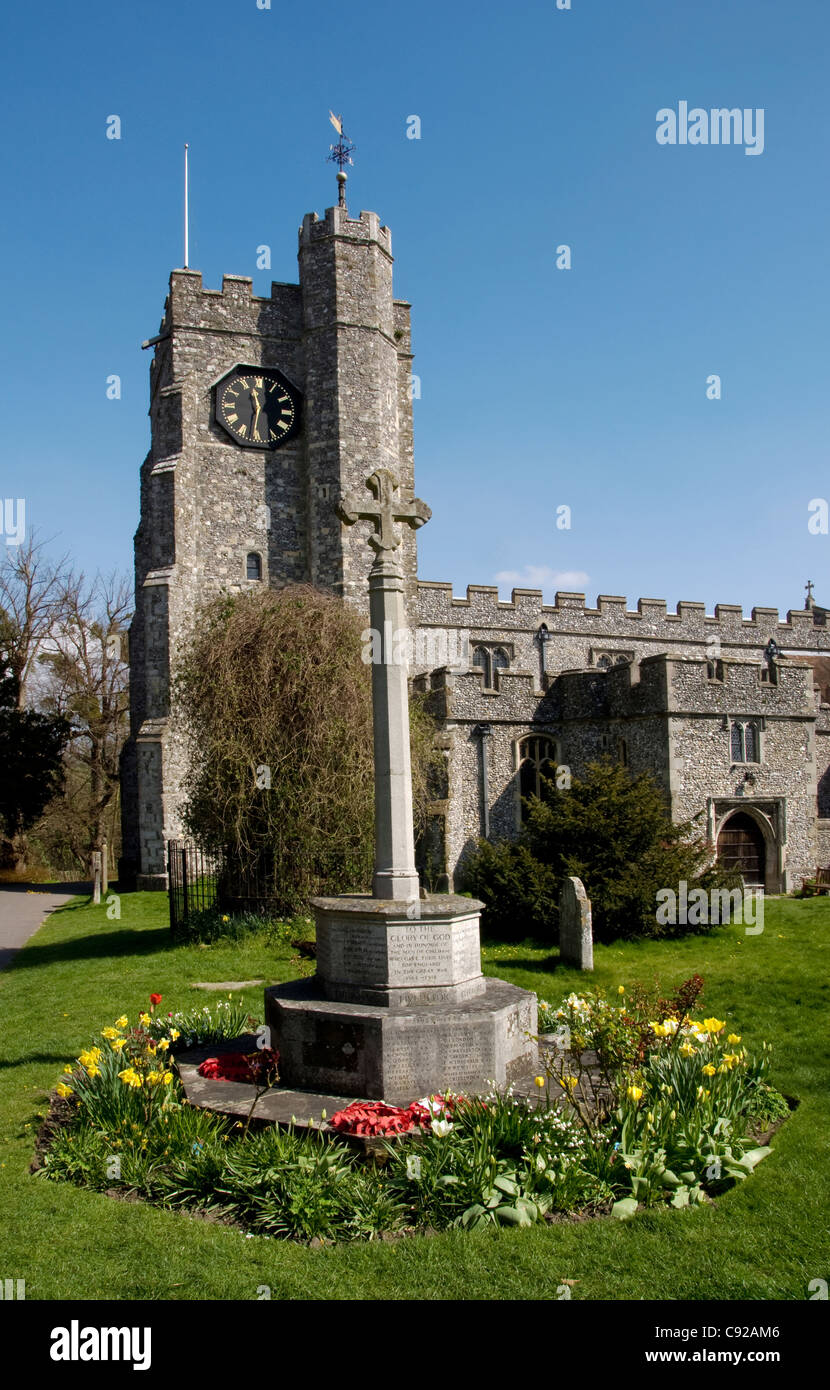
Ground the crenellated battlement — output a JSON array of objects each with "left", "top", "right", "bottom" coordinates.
[
  {"left": 162, "top": 269, "right": 302, "bottom": 341},
  {"left": 299, "top": 206, "right": 392, "bottom": 254},
  {"left": 417, "top": 582, "right": 825, "bottom": 648}
]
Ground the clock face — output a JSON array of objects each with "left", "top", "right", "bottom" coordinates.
[{"left": 214, "top": 366, "right": 301, "bottom": 449}]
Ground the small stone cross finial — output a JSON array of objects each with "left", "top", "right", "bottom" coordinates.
[
  {"left": 337, "top": 468, "right": 431, "bottom": 552},
  {"left": 806, "top": 579, "right": 815, "bottom": 607}
]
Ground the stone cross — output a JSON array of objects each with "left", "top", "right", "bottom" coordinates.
[
  {"left": 338, "top": 467, "right": 431, "bottom": 552},
  {"left": 337, "top": 469, "right": 431, "bottom": 900},
  {"left": 559, "top": 876, "right": 594, "bottom": 970}
]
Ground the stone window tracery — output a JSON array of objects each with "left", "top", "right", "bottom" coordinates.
[
  {"left": 517, "top": 735, "right": 557, "bottom": 822},
  {"left": 471, "top": 643, "right": 512, "bottom": 689},
  {"left": 730, "top": 720, "right": 760, "bottom": 764}
]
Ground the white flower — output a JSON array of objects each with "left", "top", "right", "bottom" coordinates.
[{"left": 432, "top": 1119, "right": 453, "bottom": 1138}]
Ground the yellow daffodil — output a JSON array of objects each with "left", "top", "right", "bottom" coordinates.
[
  {"left": 702, "top": 1063, "right": 716, "bottom": 1076},
  {"left": 170, "top": 1029, "right": 180, "bottom": 1041},
  {"left": 617, "top": 985, "right": 625, "bottom": 995},
  {"left": 118, "top": 1068, "right": 142, "bottom": 1089},
  {"left": 146, "top": 1071, "right": 163, "bottom": 1086},
  {"left": 701, "top": 1017, "right": 726, "bottom": 1035},
  {"left": 55, "top": 1082, "right": 73, "bottom": 1099},
  {"left": 158, "top": 1038, "right": 170, "bottom": 1052},
  {"left": 63, "top": 1064, "right": 74, "bottom": 1074},
  {"left": 534, "top": 1075, "right": 545, "bottom": 1088},
  {"left": 727, "top": 1033, "right": 741, "bottom": 1045},
  {"left": 138, "top": 1012, "right": 151, "bottom": 1026},
  {"left": 111, "top": 1037, "right": 126, "bottom": 1051},
  {"left": 147, "top": 1042, "right": 157, "bottom": 1055},
  {"left": 557, "top": 1076, "right": 578, "bottom": 1092},
  {"left": 78, "top": 1049, "right": 101, "bottom": 1069},
  {"left": 115, "top": 1015, "right": 128, "bottom": 1029},
  {"left": 627, "top": 1085, "right": 643, "bottom": 1102},
  {"left": 222, "top": 915, "right": 230, "bottom": 923},
  {"left": 101, "top": 1026, "right": 120, "bottom": 1040},
  {"left": 679, "top": 1042, "right": 696, "bottom": 1058},
  {"left": 162, "top": 1072, "right": 174, "bottom": 1085},
  {"left": 85, "top": 1064, "right": 101, "bottom": 1078},
  {"left": 696, "top": 1085, "right": 710, "bottom": 1099}
]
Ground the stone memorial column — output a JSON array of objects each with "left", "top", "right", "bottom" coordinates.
[{"left": 265, "top": 470, "right": 538, "bottom": 1104}]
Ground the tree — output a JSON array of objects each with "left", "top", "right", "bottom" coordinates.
[
  {"left": 174, "top": 584, "right": 437, "bottom": 914},
  {"left": 0, "top": 613, "right": 71, "bottom": 871},
  {"left": 34, "top": 572, "right": 132, "bottom": 871},
  {"left": 464, "top": 760, "right": 735, "bottom": 943},
  {"left": 0, "top": 532, "right": 71, "bottom": 708}
]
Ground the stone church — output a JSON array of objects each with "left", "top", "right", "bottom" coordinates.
[{"left": 120, "top": 196, "right": 830, "bottom": 897}]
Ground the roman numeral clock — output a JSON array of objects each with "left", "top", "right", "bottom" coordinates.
[{"left": 214, "top": 365, "right": 302, "bottom": 448}]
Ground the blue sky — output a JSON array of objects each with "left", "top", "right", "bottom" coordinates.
[{"left": 1, "top": 0, "right": 828, "bottom": 617}]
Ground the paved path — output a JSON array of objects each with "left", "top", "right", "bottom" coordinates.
[{"left": 0, "top": 882, "right": 91, "bottom": 970}]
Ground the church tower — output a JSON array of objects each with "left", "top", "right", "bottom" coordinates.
[{"left": 121, "top": 205, "right": 417, "bottom": 888}]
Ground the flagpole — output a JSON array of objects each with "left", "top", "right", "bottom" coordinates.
[{"left": 183, "top": 143, "right": 189, "bottom": 269}]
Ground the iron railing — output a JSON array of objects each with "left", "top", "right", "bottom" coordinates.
[{"left": 167, "top": 838, "right": 372, "bottom": 933}]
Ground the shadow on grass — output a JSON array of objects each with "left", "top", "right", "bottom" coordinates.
[
  {"left": 2, "top": 928, "right": 175, "bottom": 973},
  {"left": 0, "top": 1054, "right": 77, "bottom": 1072},
  {"left": 481, "top": 943, "right": 561, "bottom": 975}
]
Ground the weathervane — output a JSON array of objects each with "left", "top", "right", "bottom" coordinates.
[{"left": 327, "top": 111, "right": 355, "bottom": 208}]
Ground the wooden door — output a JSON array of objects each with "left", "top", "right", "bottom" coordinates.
[{"left": 717, "top": 812, "right": 765, "bottom": 886}]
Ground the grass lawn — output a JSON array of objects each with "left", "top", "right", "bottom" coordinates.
[{"left": 1, "top": 890, "right": 828, "bottom": 1301}]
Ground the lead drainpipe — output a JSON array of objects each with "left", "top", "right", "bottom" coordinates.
[{"left": 474, "top": 723, "right": 492, "bottom": 839}]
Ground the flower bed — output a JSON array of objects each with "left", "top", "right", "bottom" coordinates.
[{"left": 35, "top": 978, "right": 791, "bottom": 1242}]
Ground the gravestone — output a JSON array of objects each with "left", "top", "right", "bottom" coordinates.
[
  {"left": 265, "top": 470, "right": 537, "bottom": 1103},
  {"left": 559, "top": 876, "right": 593, "bottom": 970}
]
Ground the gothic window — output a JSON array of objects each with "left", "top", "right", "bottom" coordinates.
[
  {"left": 596, "top": 654, "right": 612, "bottom": 670},
  {"left": 493, "top": 648, "right": 510, "bottom": 679},
  {"left": 615, "top": 655, "right": 628, "bottom": 667},
  {"left": 730, "top": 720, "right": 760, "bottom": 764},
  {"left": 618, "top": 738, "right": 629, "bottom": 767},
  {"left": 472, "top": 645, "right": 511, "bottom": 689},
  {"left": 707, "top": 659, "right": 724, "bottom": 682},
  {"left": 517, "top": 735, "right": 557, "bottom": 821},
  {"left": 246, "top": 552, "right": 263, "bottom": 581},
  {"left": 472, "top": 646, "right": 491, "bottom": 687},
  {"left": 759, "top": 661, "right": 778, "bottom": 686}
]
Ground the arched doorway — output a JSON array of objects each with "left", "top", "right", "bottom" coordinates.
[{"left": 717, "top": 812, "right": 766, "bottom": 886}]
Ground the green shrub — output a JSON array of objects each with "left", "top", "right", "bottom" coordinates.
[
  {"left": 461, "top": 840, "right": 558, "bottom": 941},
  {"left": 465, "top": 761, "right": 738, "bottom": 943}
]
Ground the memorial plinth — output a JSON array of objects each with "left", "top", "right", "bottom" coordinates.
[
  {"left": 264, "top": 469, "right": 538, "bottom": 1104},
  {"left": 266, "top": 899, "right": 535, "bottom": 1105},
  {"left": 314, "top": 894, "right": 486, "bottom": 1006}
]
